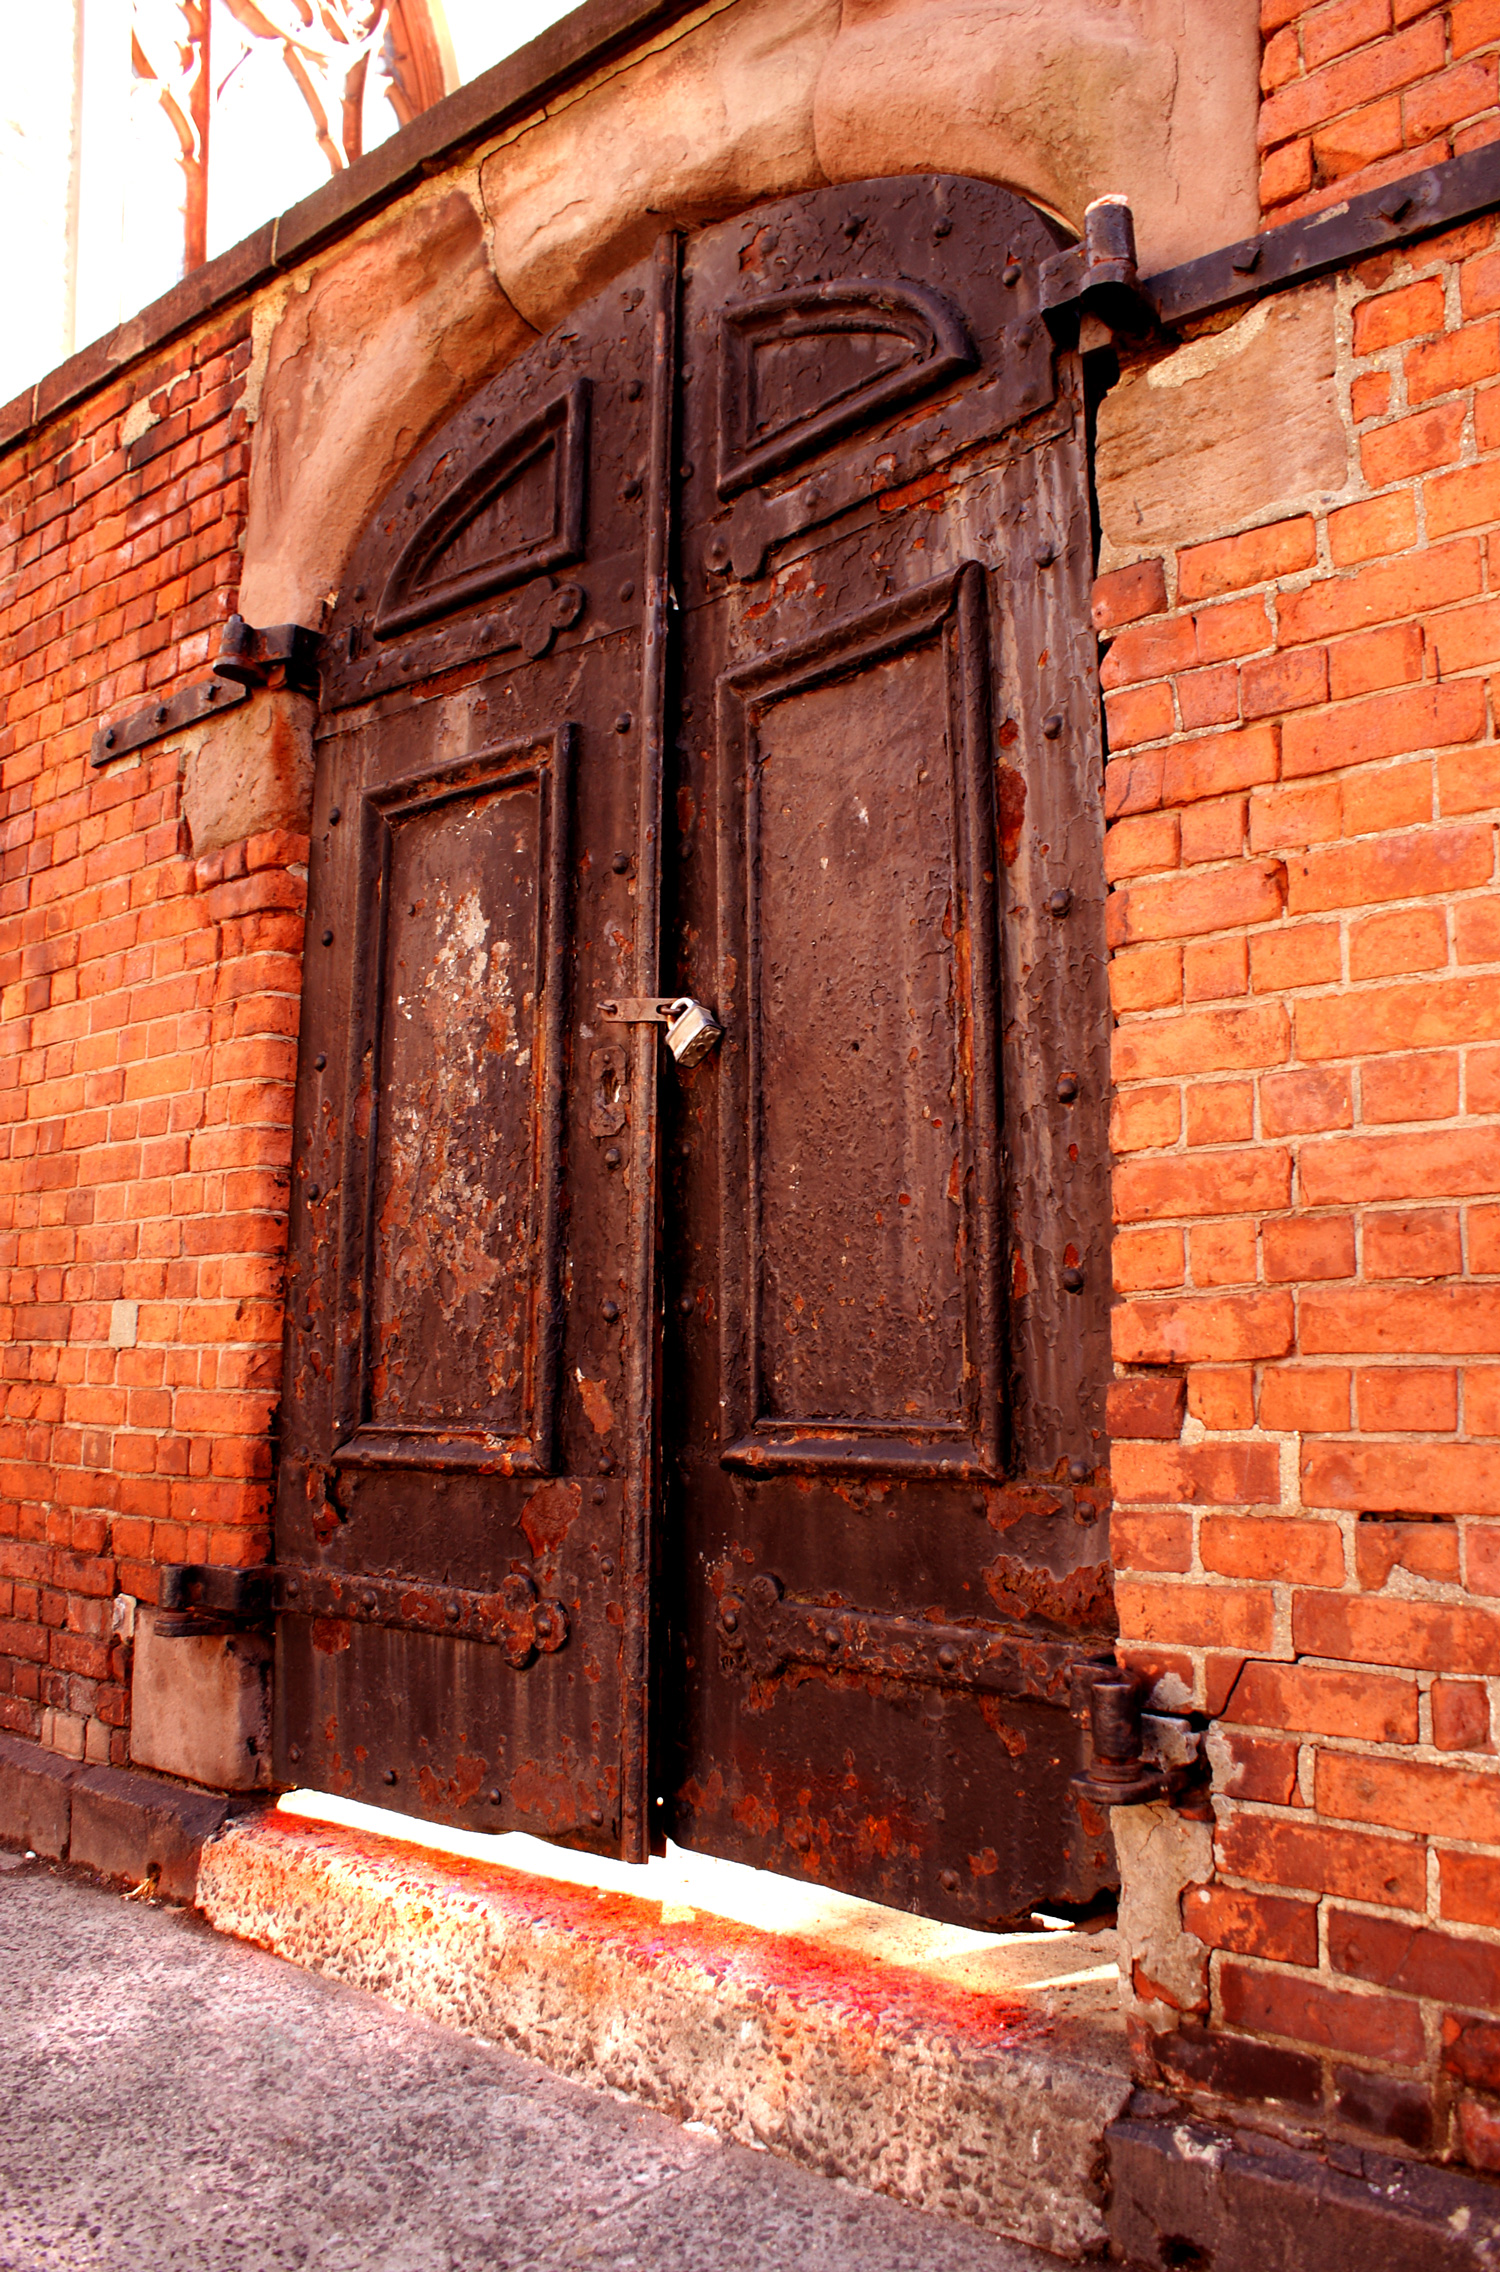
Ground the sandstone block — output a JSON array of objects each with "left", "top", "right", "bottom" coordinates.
[{"left": 129, "top": 1606, "right": 272, "bottom": 1793}]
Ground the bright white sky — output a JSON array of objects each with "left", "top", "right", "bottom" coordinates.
[{"left": 0, "top": 0, "right": 581, "bottom": 408}]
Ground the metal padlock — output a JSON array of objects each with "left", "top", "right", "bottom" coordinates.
[{"left": 663, "top": 996, "right": 721, "bottom": 1068}]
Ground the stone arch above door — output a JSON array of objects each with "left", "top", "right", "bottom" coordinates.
[{"left": 236, "top": 0, "right": 1257, "bottom": 633}]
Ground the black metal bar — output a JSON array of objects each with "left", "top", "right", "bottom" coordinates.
[
  {"left": 1143, "top": 143, "right": 1500, "bottom": 331},
  {"left": 91, "top": 677, "right": 247, "bottom": 767}
]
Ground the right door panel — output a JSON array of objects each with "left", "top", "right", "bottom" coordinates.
[{"left": 662, "top": 177, "right": 1116, "bottom": 1927}]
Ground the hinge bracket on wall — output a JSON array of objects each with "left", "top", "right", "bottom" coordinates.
[
  {"left": 157, "top": 1563, "right": 273, "bottom": 1638},
  {"left": 1039, "top": 197, "right": 1158, "bottom": 348},
  {"left": 214, "top": 615, "right": 323, "bottom": 698}
]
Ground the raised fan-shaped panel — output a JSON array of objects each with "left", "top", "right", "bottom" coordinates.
[
  {"left": 717, "top": 280, "right": 975, "bottom": 499},
  {"left": 375, "top": 380, "right": 589, "bottom": 640}
]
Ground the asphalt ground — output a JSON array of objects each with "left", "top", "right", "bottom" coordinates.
[{"left": 0, "top": 1854, "right": 1063, "bottom": 2272}]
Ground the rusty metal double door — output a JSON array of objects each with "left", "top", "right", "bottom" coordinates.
[{"left": 275, "top": 175, "right": 1116, "bottom": 1926}]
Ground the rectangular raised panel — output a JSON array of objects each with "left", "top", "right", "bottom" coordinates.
[
  {"left": 718, "top": 568, "right": 1003, "bottom": 1476},
  {"left": 336, "top": 732, "right": 570, "bottom": 1473},
  {"left": 756, "top": 643, "right": 965, "bottom": 1425}
]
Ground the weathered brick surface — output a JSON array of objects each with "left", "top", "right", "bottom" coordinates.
[
  {"left": 0, "top": 318, "right": 296, "bottom": 1771},
  {"left": 1258, "top": 0, "right": 1500, "bottom": 225},
  {"left": 1104, "top": 209, "right": 1500, "bottom": 2168}
]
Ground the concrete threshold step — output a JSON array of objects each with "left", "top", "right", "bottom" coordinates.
[{"left": 198, "top": 1797, "right": 1132, "bottom": 2260}]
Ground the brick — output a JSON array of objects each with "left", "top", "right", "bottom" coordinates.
[
  {"left": 1455, "top": 0, "right": 1500, "bottom": 54},
  {"left": 1105, "top": 681, "right": 1176, "bottom": 748},
  {"left": 1092, "top": 559, "right": 1167, "bottom": 631},
  {"left": 1258, "top": 1364, "right": 1352, "bottom": 1430},
  {"left": 1303, "top": 1282, "right": 1500, "bottom": 1351},
  {"left": 1327, "top": 488, "right": 1427, "bottom": 568},
  {"left": 1190, "top": 1219, "right": 1258, "bottom": 1285},
  {"left": 1215, "top": 1729, "right": 1299, "bottom": 1802},
  {"left": 1185, "top": 1080, "right": 1254, "bottom": 1145},
  {"left": 1277, "top": 538, "right": 1482, "bottom": 646},
  {"left": 1114, "top": 1226, "right": 1185, "bottom": 1290},
  {"left": 1222, "top": 1658, "right": 1417, "bottom": 1742},
  {"left": 1260, "top": 138, "right": 1314, "bottom": 209},
  {"left": 1114, "top": 1003, "right": 1290, "bottom": 1082},
  {"left": 1110, "top": 1509, "right": 1193, "bottom": 1573},
  {"left": 1300, "top": 977, "right": 1500, "bottom": 1059},
  {"left": 1363, "top": 1206, "right": 1462, "bottom": 1277},
  {"left": 1110, "top": 1086, "right": 1181, "bottom": 1150},
  {"left": 1406, "top": 313, "right": 1500, "bottom": 405},
  {"left": 1299, "top": 1124, "right": 1500, "bottom": 1202},
  {"left": 1101, "top": 615, "right": 1198, "bottom": 690},
  {"left": 1104, "top": 810, "right": 1180, "bottom": 882},
  {"left": 1434, "top": 1678, "right": 1492, "bottom": 1750},
  {"left": 1363, "top": 1047, "right": 1462, "bottom": 1123},
  {"left": 1439, "top": 745, "right": 1500, "bottom": 813},
  {"left": 1427, "top": 458, "right": 1500, "bottom": 539},
  {"left": 1290, "top": 822, "right": 1492, "bottom": 915},
  {"left": 1110, "top": 943, "right": 1183, "bottom": 1012},
  {"left": 1183, "top": 936, "right": 1249, "bottom": 1002},
  {"left": 1297, "top": 1590, "right": 1500, "bottom": 1676},
  {"left": 1262, "top": 1214, "right": 1356, "bottom": 1281},
  {"left": 1115, "top": 1580, "right": 1275, "bottom": 1651},
  {"left": 1195, "top": 597, "right": 1273, "bottom": 664},
  {"left": 1327, "top": 620, "right": 1424, "bottom": 700},
  {"left": 1361, "top": 396, "right": 1469, "bottom": 484},
  {"left": 1107, "top": 1373, "right": 1186, "bottom": 1441},
  {"left": 1331, "top": 1907, "right": 1500, "bottom": 2010},
  {"left": 1356, "top": 1363, "right": 1459, "bottom": 1428},
  {"left": 1176, "top": 665, "right": 1239, "bottom": 730},
  {"left": 1188, "top": 1366, "right": 1256, "bottom": 1429},
  {"left": 1113, "top": 1440, "right": 1282, "bottom": 1505},
  {"left": 1350, "top": 370, "right": 1391, "bottom": 423},
  {"left": 1217, "top": 1811, "right": 1427, "bottom": 1906},
  {"left": 1162, "top": 725, "right": 1282, "bottom": 808},
  {"left": 1114, "top": 1148, "right": 1291, "bottom": 1223},
  {"left": 1250, "top": 926, "right": 1343, "bottom": 994},
  {"left": 1304, "top": 1437, "right": 1500, "bottom": 1513},
  {"left": 1242, "top": 649, "right": 1328, "bottom": 719},
  {"left": 1468, "top": 1366, "right": 1500, "bottom": 1433},
  {"left": 1179, "top": 797, "right": 1248, "bottom": 864},
  {"left": 1107, "top": 863, "right": 1286, "bottom": 948},
  {"left": 1219, "top": 1961, "right": 1424, "bottom": 2066},
  {"left": 1352, "top": 276, "right": 1446, "bottom": 355},
  {"left": 1200, "top": 1515, "right": 1345, "bottom": 1584},
  {"left": 1257, "top": 15, "right": 1445, "bottom": 149},
  {"left": 1182, "top": 1884, "right": 1318, "bottom": 1966},
  {"left": 1280, "top": 681, "right": 1486, "bottom": 782},
  {"left": 1443, "top": 2011, "right": 1500, "bottom": 2091},
  {"left": 1348, "top": 909, "right": 1448, "bottom": 983},
  {"left": 1178, "top": 519, "right": 1317, "bottom": 602}
]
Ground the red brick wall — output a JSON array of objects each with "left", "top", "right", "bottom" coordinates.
[
  {"left": 1102, "top": 215, "right": 1500, "bottom": 2165},
  {"left": 1261, "top": 0, "right": 1500, "bottom": 222},
  {"left": 0, "top": 317, "right": 303, "bottom": 1769}
]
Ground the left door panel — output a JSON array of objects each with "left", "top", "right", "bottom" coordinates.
[{"left": 273, "top": 258, "right": 660, "bottom": 1852}]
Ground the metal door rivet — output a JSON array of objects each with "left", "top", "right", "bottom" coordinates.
[
  {"left": 600, "top": 1557, "right": 615, "bottom": 1575},
  {"left": 615, "top": 712, "right": 633, "bottom": 734},
  {"left": 329, "top": 807, "right": 341, "bottom": 824},
  {"left": 678, "top": 1293, "right": 693, "bottom": 1313},
  {"left": 286, "top": 1579, "right": 299, "bottom": 1597},
  {"left": 619, "top": 580, "right": 635, "bottom": 601},
  {"left": 1035, "top": 544, "right": 1057, "bottom": 568},
  {"left": 604, "top": 1146, "right": 622, "bottom": 1168},
  {"left": 104, "top": 729, "right": 116, "bottom": 749},
  {"left": 626, "top": 379, "right": 643, "bottom": 401},
  {"left": 790, "top": 1825, "right": 811, "bottom": 1850},
  {"left": 1069, "top": 1458, "right": 1091, "bottom": 1484},
  {"left": 680, "top": 462, "right": 694, "bottom": 479},
  {"left": 589, "top": 1808, "right": 604, "bottom": 1827},
  {"left": 933, "top": 216, "right": 952, "bottom": 238},
  {"left": 446, "top": 1600, "right": 460, "bottom": 1622},
  {"left": 622, "top": 476, "right": 641, "bottom": 500},
  {"left": 154, "top": 706, "right": 166, "bottom": 724},
  {"left": 1048, "top": 888, "right": 1072, "bottom": 918},
  {"left": 383, "top": 1768, "right": 397, "bottom": 1784},
  {"left": 612, "top": 852, "right": 630, "bottom": 873},
  {"left": 721, "top": 1604, "right": 739, "bottom": 1633},
  {"left": 1056, "top": 1073, "right": 1079, "bottom": 1102},
  {"left": 602, "top": 1300, "right": 619, "bottom": 1321},
  {"left": 1062, "top": 1265, "right": 1085, "bottom": 1293},
  {"left": 939, "top": 1868, "right": 960, "bottom": 1893},
  {"left": 824, "top": 1626, "right": 841, "bottom": 1649},
  {"left": 314, "top": 1054, "right": 326, "bottom": 1071},
  {"left": 307, "top": 1184, "right": 320, "bottom": 1202},
  {"left": 1003, "top": 263, "right": 1022, "bottom": 287},
  {"left": 488, "top": 1788, "right": 502, "bottom": 1805},
  {"left": 937, "top": 1644, "right": 959, "bottom": 1671},
  {"left": 289, "top": 1745, "right": 301, "bottom": 1762},
  {"left": 322, "top": 929, "right": 334, "bottom": 946},
  {"left": 1043, "top": 713, "right": 1064, "bottom": 739}
]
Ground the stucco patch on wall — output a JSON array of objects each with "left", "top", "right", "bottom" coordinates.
[
  {"left": 1094, "top": 284, "right": 1348, "bottom": 573},
  {"left": 813, "top": 0, "right": 1259, "bottom": 276},
  {"left": 238, "top": 188, "right": 531, "bottom": 630},
  {"left": 479, "top": 0, "right": 839, "bottom": 330}
]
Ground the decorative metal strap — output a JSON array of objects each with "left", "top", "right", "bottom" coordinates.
[{"left": 274, "top": 1563, "right": 569, "bottom": 1670}]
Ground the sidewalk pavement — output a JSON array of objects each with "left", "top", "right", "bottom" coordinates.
[{"left": 0, "top": 1854, "right": 1063, "bottom": 2272}]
